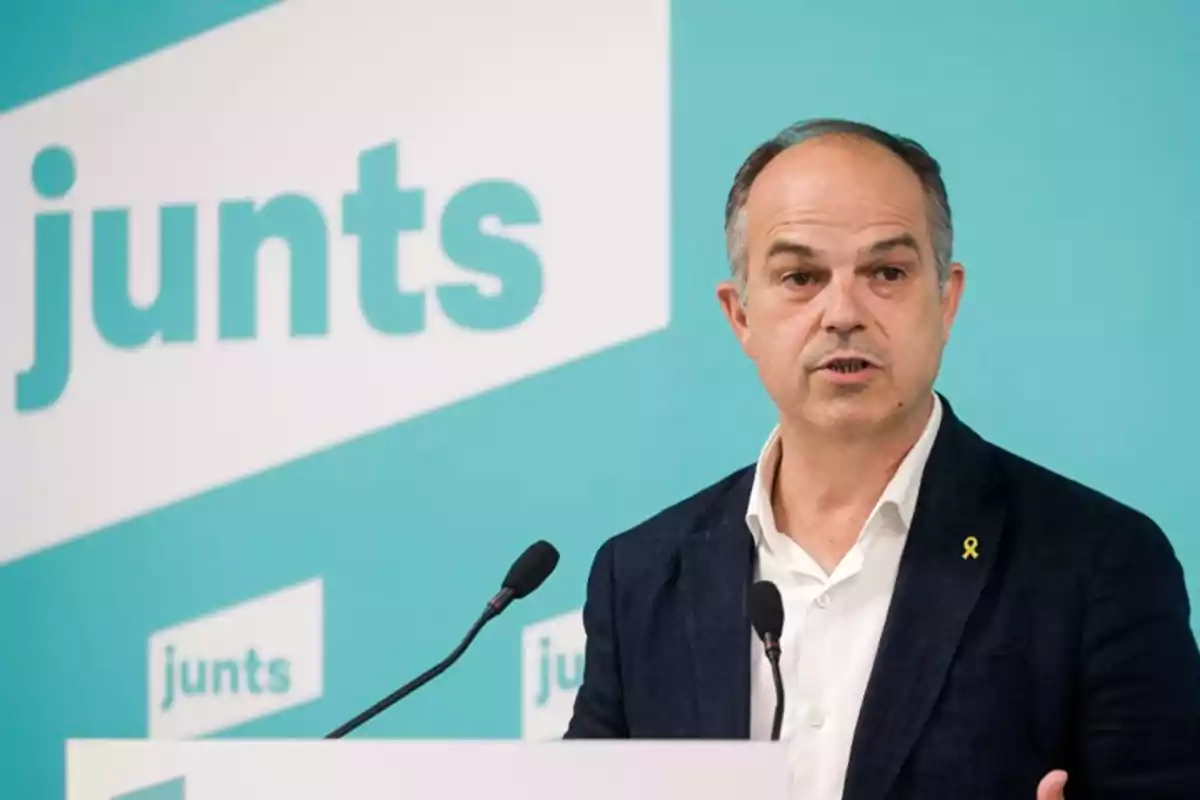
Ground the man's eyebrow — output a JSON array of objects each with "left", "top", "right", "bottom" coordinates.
[
  {"left": 763, "top": 235, "right": 921, "bottom": 260},
  {"left": 765, "top": 240, "right": 821, "bottom": 259},
  {"left": 866, "top": 234, "right": 921, "bottom": 256}
]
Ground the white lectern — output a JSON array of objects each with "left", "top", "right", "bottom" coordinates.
[{"left": 67, "top": 739, "right": 790, "bottom": 800}]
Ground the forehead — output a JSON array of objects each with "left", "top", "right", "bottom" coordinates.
[{"left": 743, "top": 135, "right": 931, "bottom": 252}]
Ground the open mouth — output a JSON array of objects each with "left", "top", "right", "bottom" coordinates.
[{"left": 822, "top": 358, "right": 874, "bottom": 374}]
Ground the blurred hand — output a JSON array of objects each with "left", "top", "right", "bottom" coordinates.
[{"left": 1037, "top": 770, "right": 1068, "bottom": 800}]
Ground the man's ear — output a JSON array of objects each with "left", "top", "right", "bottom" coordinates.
[
  {"left": 717, "top": 280, "right": 752, "bottom": 351},
  {"left": 940, "top": 262, "right": 965, "bottom": 343}
]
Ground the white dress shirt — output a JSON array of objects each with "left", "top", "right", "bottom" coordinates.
[{"left": 747, "top": 395, "right": 943, "bottom": 800}]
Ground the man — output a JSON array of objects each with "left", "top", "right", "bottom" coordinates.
[{"left": 563, "top": 119, "right": 1200, "bottom": 799}]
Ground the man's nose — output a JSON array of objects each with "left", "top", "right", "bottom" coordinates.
[{"left": 820, "top": 273, "right": 866, "bottom": 334}]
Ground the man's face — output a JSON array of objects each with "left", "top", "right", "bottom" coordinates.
[{"left": 718, "top": 135, "right": 965, "bottom": 434}]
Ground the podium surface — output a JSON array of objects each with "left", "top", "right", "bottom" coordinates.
[{"left": 68, "top": 739, "right": 790, "bottom": 800}]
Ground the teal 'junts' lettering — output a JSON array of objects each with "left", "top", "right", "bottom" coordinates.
[
  {"left": 17, "top": 142, "right": 543, "bottom": 412},
  {"left": 159, "top": 644, "right": 291, "bottom": 712},
  {"left": 533, "top": 636, "right": 584, "bottom": 707}
]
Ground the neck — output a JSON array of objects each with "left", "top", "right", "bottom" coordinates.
[{"left": 773, "top": 394, "right": 934, "bottom": 523}]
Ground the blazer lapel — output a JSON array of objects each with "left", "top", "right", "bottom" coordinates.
[
  {"left": 843, "top": 402, "right": 1007, "bottom": 800},
  {"left": 680, "top": 469, "right": 756, "bottom": 739}
]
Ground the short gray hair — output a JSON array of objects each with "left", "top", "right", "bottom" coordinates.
[{"left": 724, "top": 118, "right": 953, "bottom": 297}]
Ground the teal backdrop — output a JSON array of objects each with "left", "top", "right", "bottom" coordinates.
[{"left": 2, "top": 1, "right": 1198, "bottom": 799}]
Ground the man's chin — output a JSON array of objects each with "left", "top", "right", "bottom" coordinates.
[
  {"left": 800, "top": 387, "right": 934, "bottom": 435},
  {"left": 802, "top": 393, "right": 891, "bottom": 431}
]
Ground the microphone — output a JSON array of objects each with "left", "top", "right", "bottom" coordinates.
[
  {"left": 325, "top": 539, "right": 560, "bottom": 739},
  {"left": 749, "top": 579, "right": 785, "bottom": 741}
]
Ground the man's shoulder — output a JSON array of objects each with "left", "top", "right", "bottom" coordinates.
[
  {"left": 985, "top": 435, "right": 1168, "bottom": 552},
  {"left": 939, "top": 402, "right": 1175, "bottom": 570},
  {"left": 994, "top": 443, "right": 1146, "bottom": 518},
  {"left": 597, "top": 464, "right": 754, "bottom": 565}
]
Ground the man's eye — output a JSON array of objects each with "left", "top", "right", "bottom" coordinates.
[
  {"left": 784, "top": 272, "right": 817, "bottom": 286},
  {"left": 875, "top": 266, "right": 906, "bottom": 282}
]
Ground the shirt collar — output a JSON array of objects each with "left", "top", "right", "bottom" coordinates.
[{"left": 745, "top": 394, "right": 943, "bottom": 547}]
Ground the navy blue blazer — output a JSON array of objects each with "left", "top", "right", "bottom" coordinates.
[{"left": 564, "top": 397, "right": 1200, "bottom": 798}]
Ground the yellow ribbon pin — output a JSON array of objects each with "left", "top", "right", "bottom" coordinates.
[{"left": 962, "top": 536, "right": 979, "bottom": 560}]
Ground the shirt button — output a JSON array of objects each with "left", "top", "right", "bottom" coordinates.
[
  {"left": 814, "top": 594, "right": 830, "bottom": 609},
  {"left": 807, "top": 707, "right": 826, "bottom": 728}
]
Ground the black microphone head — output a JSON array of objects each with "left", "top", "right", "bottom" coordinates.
[
  {"left": 749, "top": 580, "right": 784, "bottom": 642},
  {"left": 502, "top": 540, "right": 560, "bottom": 599}
]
